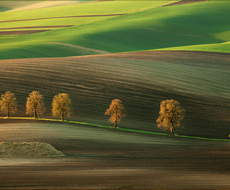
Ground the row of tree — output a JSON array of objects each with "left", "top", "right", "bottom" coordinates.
[
  {"left": 0, "top": 91, "right": 185, "bottom": 135},
  {"left": 0, "top": 91, "right": 71, "bottom": 121}
]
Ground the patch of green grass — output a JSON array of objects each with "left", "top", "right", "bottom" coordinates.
[
  {"left": 0, "top": 1, "right": 176, "bottom": 21},
  {"left": 1, "top": 117, "right": 230, "bottom": 141},
  {"left": 0, "top": 16, "right": 115, "bottom": 30},
  {"left": 154, "top": 41, "right": 230, "bottom": 53}
]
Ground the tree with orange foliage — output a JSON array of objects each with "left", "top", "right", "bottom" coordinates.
[
  {"left": 105, "top": 99, "right": 126, "bottom": 128},
  {"left": 52, "top": 93, "right": 71, "bottom": 121},
  {"left": 26, "top": 91, "right": 45, "bottom": 119},
  {"left": 156, "top": 99, "right": 185, "bottom": 135},
  {"left": 0, "top": 91, "right": 17, "bottom": 118}
]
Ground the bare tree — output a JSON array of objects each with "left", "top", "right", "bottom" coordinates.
[
  {"left": 0, "top": 91, "right": 17, "bottom": 118},
  {"left": 52, "top": 93, "right": 71, "bottom": 121},
  {"left": 26, "top": 91, "right": 45, "bottom": 119},
  {"left": 105, "top": 99, "right": 126, "bottom": 128},
  {"left": 156, "top": 99, "right": 185, "bottom": 135}
]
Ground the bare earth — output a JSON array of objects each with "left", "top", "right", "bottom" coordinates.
[
  {"left": 0, "top": 51, "right": 229, "bottom": 138},
  {"left": 0, "top": 25, "right": 74, "bottom": 30},
  {"left": 0, "top": 120, "right": 229, "bottom": 189},
  {"left": 0, "top": 30, "right": 50, "bottom": 35},
  {"left": 0, "top": 50, "right": 230, "bottom": 188}
]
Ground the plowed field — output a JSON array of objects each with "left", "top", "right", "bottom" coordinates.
[
  {"left": 0, "top": 50, "right": 230, "bottom": 189},
  {"left": 0, "top": 50, "right": 229, "bottom": 139}
]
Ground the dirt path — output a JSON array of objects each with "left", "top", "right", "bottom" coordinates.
[
  {"left": 47, "top": 42, "right": 110, "bottom": 54},
  {"left": 0, "top": 30, "right": 50, "bottom": 35},
  {"left": 162, "top": 0, "right": 208, "bottom": 7},
  {"left": 0, "top": 25, "right": 73, "bottom": 30}
]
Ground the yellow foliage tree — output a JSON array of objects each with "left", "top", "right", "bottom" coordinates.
[
  {"left": 0, "top": 91, "right": 17, "bottom": 118},
  {"left": 156, "top": 99, "right": 185, "bottom": 135},
  {"left": 26, "top": 91, "right": 45, "bottom": 119},
  {"left": 105, "top": 99, "right": 126, "bottom": 128},
  {"left": 52, "top": 93, "right": 71, "bottom": 121}
]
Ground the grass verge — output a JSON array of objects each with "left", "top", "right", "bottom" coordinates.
[{"left": 1, "top": 117, "right": 229, "bottom": 142}]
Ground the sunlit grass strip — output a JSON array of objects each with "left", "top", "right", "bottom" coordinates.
[
  {"left": 177, "top": 134, "right": 230, "bottom": 141},
  {"left": 116, "top": 127, "right": 168, "bottom": 136},
  {"left": 1, "top": 117, "right": 230, "bottom": 141}
]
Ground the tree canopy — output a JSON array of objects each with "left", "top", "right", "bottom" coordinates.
[
  {"left": 105, "top": 99, "right": 126, "bottom": 128},
  {"left": 26, "top": 91, "right": 45, "bottom": 119},
  {"left": 0, "top": 91, "right": 17, "bottom": 117},
  {"left": 156, "top": 99, "right": 185, "bottom": 135},
  {"left": 52, "top": 93, "right": 71, "bottom": 121}
]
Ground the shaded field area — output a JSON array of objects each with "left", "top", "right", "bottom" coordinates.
[
  {"left": 0, "top": 121, "right": 229, "bottom": 189},
  {"left": 0, "top": 51, "right": 229, "bottom": 139}
]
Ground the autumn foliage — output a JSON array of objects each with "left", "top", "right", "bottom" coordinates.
[
  {"left": 105, "top": 99, "right": 126, "bottom": 128},
  {"left": 52, "top": 93, "right": 71, "bottom": 121},
  {"left": 26, "top": 91, "right": 45, "bottom": 119},
  {"left": 0, "top": 91, "right": 17, "bottom": 117},
  {"left": 156, "top": 99, "right": 185, "bottom": 135}
]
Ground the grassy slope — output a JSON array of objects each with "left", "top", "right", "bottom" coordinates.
[
  {"left": 0, "top": 1, "right": 176, "bottom": 59},
  {"left": 0, "top": 1, "right": 41, "bottom": 12},
  {"left": 1, "top": 1, "right": 230, "bottom": 59},
  {"left": 0, "top": 1, "right": 175, "bottom": 21}
]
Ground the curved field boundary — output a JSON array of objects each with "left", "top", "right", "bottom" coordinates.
[
  {"left": 0, "top": 25, "right": 74, "bottom": 30},
  {"left": 0, "top": 30, "right": 50, "bottom": 35},
  {"left": 162, "top": 0, "right": 208, "bottom": 7},
  {"left": 0, "top": 13, "right": 127, "bottom": 23},
  {"left": 1, "top": 117, "right": 229, "bottom": 142}
]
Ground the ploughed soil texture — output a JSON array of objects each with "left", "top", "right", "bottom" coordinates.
[
  {"left": 0, "top": 50, "right": 230, "bottom": 188},
  {"left": 0, "top": 120, "right": 229, "bottom": 189},
  {"left": 0, "top": 51, "right": 230, "bottom": 139}
]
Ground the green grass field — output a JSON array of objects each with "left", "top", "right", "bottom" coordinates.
[{"left": 0, "top": 1, "right": 229, "bottom": 59}]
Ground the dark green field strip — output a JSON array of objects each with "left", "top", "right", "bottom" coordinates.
[
  {"left": 0, "top": 25, "right": 74, "bottom": 30},
  {"left": 0, "top": 13, "right": 127, "bottom": 23},
  {"left": 1, "top": 117, "right": 229, "bottom": 142}
]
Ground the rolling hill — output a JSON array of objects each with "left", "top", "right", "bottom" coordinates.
[
  {"left": 0, "top": 51, "right": 230, "bottom": 139},
  {"left": 0, "top": 1, "right": 229, "bottom": 139},
  {"left": 0, "top": 1, "right": 229, "bottom": 59}
]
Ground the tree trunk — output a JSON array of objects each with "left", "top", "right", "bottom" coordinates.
[
  {"left": 170, "top": 123, "right": 174, "bottom": 135},
  {"left": 114, "top": 121, "right": 117, "bottom": 128},
  {"left": 7, "top": 108, "right": 9, "bottom": 118},
  {"left": 61, "top": 111, "right": 64, "bottom": 121},
  {"left": 34, "top": 109, "right": 37, "bottom": 119}
]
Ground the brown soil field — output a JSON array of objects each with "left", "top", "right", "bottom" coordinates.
[
  {"left": 0, "top": 30, "right": 50, "bottom": 35},
  {"left": 0, "top": 13, "right": 127, "bottom": 23},
  {"left": 0, "top": 25, "right": 74, "bottom": 30},
  {"left": 0, "top": 121, "right": 229, "bottom": 189},
  {"left": 0, "top": 51, "right": 230, "bottom": 139}
]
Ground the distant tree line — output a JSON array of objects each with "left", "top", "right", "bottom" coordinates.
[{"left": 0, "top": 91, "right": 185, "bottom": 135}]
